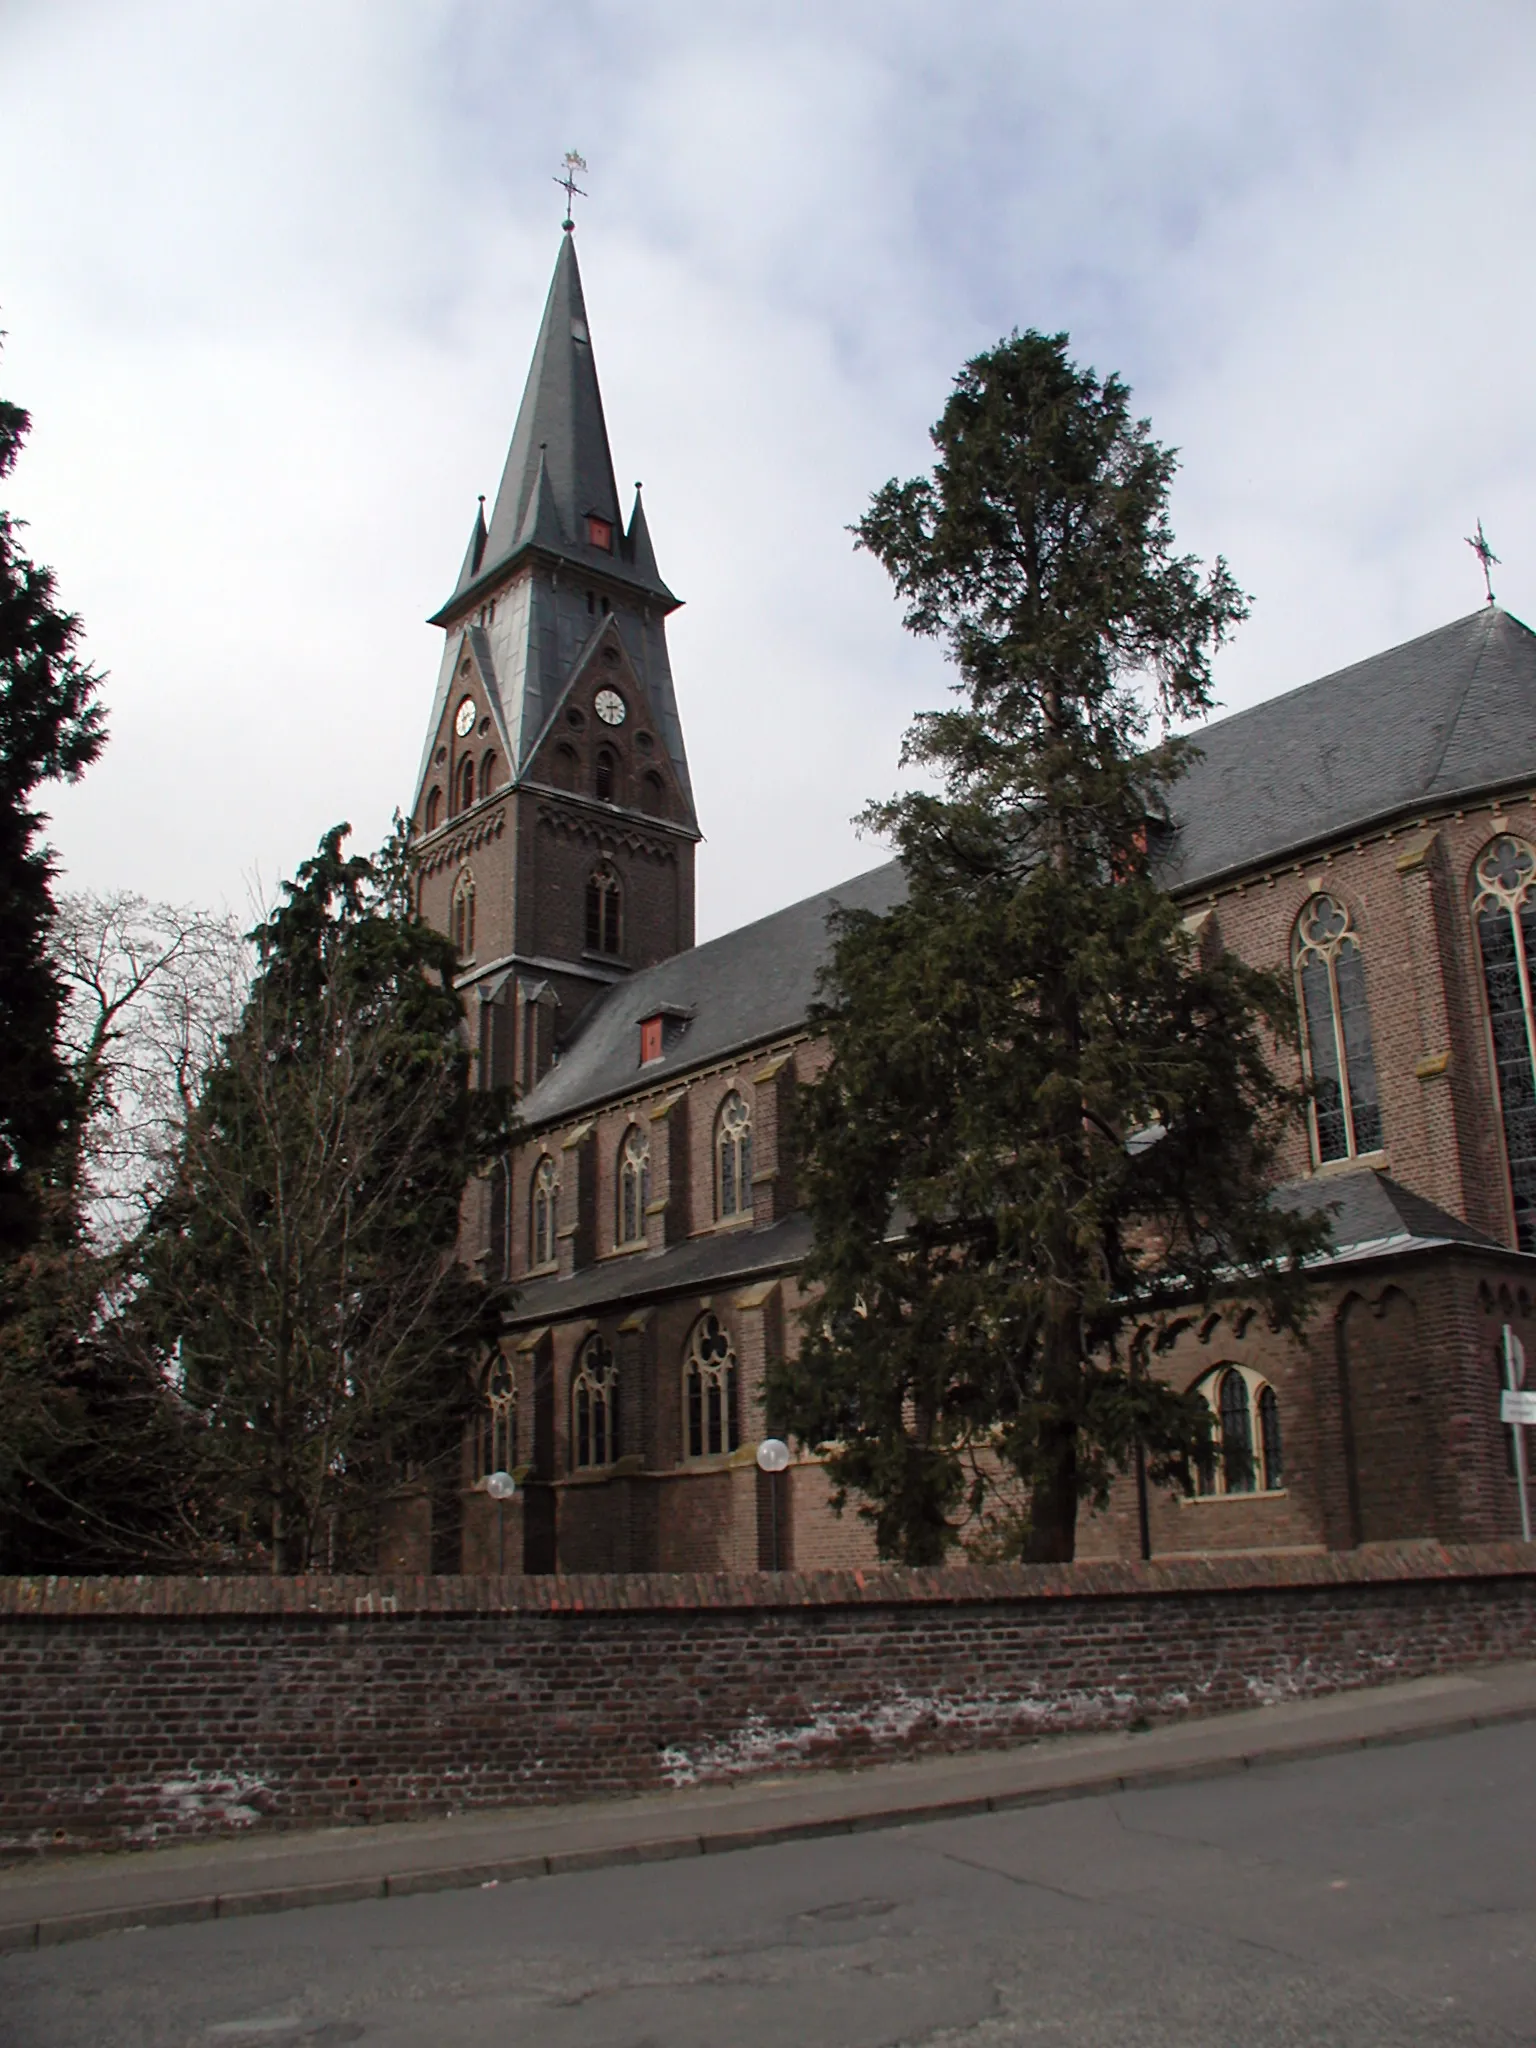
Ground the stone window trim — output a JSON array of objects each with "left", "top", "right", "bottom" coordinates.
[
  {"left": 715, "top": 1089, "right": 754, "bottom": 1224},
  {"left": 571, "top": 1333, "right": 620, "bottom": 1471},
  {"left": 529, "top": 1153, "right": 559, "bottom": 1271},
  {"left": 683, "top": 1311, "right": 741, "bottom": 1461},
  {"left": 473, "top": 1353, "right": 518, "bottom": 1485},
  {"left": 1292, "top": 892, "right": 1383, "bottom": 1167},
  {"left": 1472, "top": 834, "right": 1536, "bottom": 1254},
  {"left": 617, "top": 1122, "right": 651, "bottom": 1248},
  {"left": 1184, "top": 1364, "right": 1285, "bottom": 1501}
]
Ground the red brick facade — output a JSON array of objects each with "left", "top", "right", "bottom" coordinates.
[{"left": 405, "top": 240, "right": 1536, "bottom": 1580}]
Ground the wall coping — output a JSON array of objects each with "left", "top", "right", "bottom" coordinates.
[{"left": 2, "top": 1542, "right": 1534, "bottom": 1620}]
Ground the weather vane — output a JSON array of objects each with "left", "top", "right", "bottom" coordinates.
[
  {"left": 1466, "top": 518, "right": 1500, "bottom": 606},
  {"left": 555, "top": 150, "right": 588, "bottom": 232}
]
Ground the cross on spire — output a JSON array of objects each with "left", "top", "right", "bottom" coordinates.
[
  {"left": 1466, "top": 518, "right": 1500, "bottom": 605},
  {"left": 555, "top": 150, "right": 588, "bottom": 233}
]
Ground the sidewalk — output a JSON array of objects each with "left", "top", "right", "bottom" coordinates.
[{"left": 4, "top": 1659, "right": 1534, "bottom": 1953}]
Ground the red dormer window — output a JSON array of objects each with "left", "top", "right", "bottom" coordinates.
[
  {"left": 586, "top": 514, "right": 613, "bottom": 551},
  {"left": 639, "top": 1015, "right": 663, "bottom": 1065}
]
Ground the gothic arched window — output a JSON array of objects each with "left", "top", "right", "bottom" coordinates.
[
  {"left": 1292, "top": 894, "right": 1383, "bottom": 1164},
  {"left": 530, "top": 1154, "right": 558, "bottom": 1268},
  {"left": 453, "top": 869, "right": 476, "bottom": 958},
  {"left": 476, "top": 1354, "right": 517, "bottom": 1481},
  {"left": 684, "top": 1313, "right": 739, "bottom": 1460},
  {"left": 618, "top": 1123, "right": 650, "bottom": 1245},
  {"left": 552, "top": 743, "right": 578, "bottom": 791},
  {"left": 458, "top": 754, "right": 476, "bottom": 811},
  {"left": 1192, "top": 1367, "right": 1283, "bottom": 1497},
  {"left": 481, "top": 749, "right": 497, "bottom": 796},
  {"left": 424, "top": 785, "right": 442, "bottom": 832},
  {"left": 716, "top": 1091, "right": 753, "bottom": 1220},
  {"left": 585, "top": 866, "right": 621, "bottom": 954},
  {"left": 643, "top": 770, "right": 666, "bottom": 816},
  {"left": 1472, "top": 836, "right": 1536, "bottom": 1249},
  {"left": 488, "top": 1155, "right": 510, "bottom": 1283},
  {"left": 572, "top": 1335, "right": 619, "bottom": 1469},
  {"left": 595, "top": 747, "right": 617, "bottom": 802}
]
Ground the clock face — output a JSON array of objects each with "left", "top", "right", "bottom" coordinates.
[
  {"left": 594, "top": 688, "right": 626, "bottom": 727},
  {"left": 454, "top": 696, "right": 476, "bottom": 738}
]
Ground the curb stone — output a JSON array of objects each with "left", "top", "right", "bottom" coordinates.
[{"left": 3, "top": 1692, "right": 1534, "bottom": 1953}]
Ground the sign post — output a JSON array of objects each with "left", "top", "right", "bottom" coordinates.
[
  {"left": 1501, "top": 1327, "right": 1532, "bottom": 1543},
  {"left": 756, "top": 1439, "right": 791, "bottom": 1571},
  {"left": 486, "top": 1470, "right": 517, "bottom": 1574}
]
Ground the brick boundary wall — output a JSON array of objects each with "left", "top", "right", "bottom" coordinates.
[{"left": 2, "top": 1543, "right": 1533, "bottom": 1861}]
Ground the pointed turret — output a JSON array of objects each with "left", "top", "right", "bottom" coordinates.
[
  {"left": 431, "top": 235, "right": 676, "bottom": 622},
  {"left": 623, "top": 484, "right": 661, "bottom": 586},
  {"left": 455, "top": 495, "right": 488, "bottom": 588}
]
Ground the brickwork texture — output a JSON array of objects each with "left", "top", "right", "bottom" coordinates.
[{"left": 3, "top": 1544, "right": 1532, "bottom": 1861}]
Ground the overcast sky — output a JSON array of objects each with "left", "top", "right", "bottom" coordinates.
[{"left": 3, "top": 0, "right": 1534, "bottom": 940}]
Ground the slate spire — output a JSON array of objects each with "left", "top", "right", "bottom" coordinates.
[{"left": 433, "top": 235, "right": 676, "bottom": 619}]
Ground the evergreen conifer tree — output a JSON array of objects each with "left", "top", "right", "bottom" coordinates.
[
  {"left": 129, "top": 824, "right": 508, "bottom": 1572},
  {"left": 0, "top": 378, "right": 105, "bottom": 1254},
  {"left": 769, "top": 333, "right": 1327, "bottom": 1564}
]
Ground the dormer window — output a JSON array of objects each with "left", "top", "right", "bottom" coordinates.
[
  {"left": 586, "top": 515, "right": 613, "bottom": 551},
  {"left": 640, "top": 1016, "right": 663, "bottom": 1065}
]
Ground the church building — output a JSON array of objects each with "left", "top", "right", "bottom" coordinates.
[{"left": 407, "top": 230, "right": 1536, "bottom": 1576}]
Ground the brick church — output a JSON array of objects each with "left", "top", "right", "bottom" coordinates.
[{"left": 408, "top": 230, "right": 1536, "bottom": 1576}]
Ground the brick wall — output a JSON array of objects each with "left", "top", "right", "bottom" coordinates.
[{"left": 2, "top": 1544, "right": 1532, "bottom": 1861}]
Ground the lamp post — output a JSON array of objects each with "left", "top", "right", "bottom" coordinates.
[
  {"left": 756, "top": 1438, "right": 791, "bottom": 1571},
  {"left": 486, "top": 1469, "right": 517, "bottom": 1574}
]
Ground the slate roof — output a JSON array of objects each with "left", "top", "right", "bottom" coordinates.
[
  {"left": 521, "top": 861, "right": 907, "bottom": 1124},
  {"left": 507, "top": 1214, "right": 814, "bottom": 1329},
  {"left": 431, "top": 234, "right": 677, "bottom": 623},
  {"left": 518, "top": 607, "right": 1536, "bottom": 1130},
  {"left": 1273, "top": 1169, "right": 1515, "bottom": 1266},
  {"left": 1164, "top": 606, "right": 1536, "bottom": 889}
]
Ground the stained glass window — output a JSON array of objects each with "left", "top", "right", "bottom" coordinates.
[
  {"left": 1292, "top": 894, "right": 1383, "bottom": 1163},
  {"left": 1473, "top": 837, "right": 1536, "bottom": 1251}
]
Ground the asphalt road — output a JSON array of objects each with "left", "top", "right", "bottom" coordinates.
[{"left": 3, "top": 1720, "right": 1532, "bottom": 2048}]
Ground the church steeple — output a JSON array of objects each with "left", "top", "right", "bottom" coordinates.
[
  {"left": 410, "top": 232, "right": 698, "bottom": 1070},
  {"left": 431, "top": 235, "right": 677, "bottom": 622}
]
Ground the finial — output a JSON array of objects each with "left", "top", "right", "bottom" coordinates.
[
  {"left": 1466, "top": 518, "right": 1500, "bottom": 605},
  {"left": 555, "top": 150, "right": 588, "bottom": 232}
]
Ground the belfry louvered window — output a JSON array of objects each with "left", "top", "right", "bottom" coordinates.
[
  {"left": 1473, "top": 836, "right": 1536, "bottom": 1251},
  {"left": 1292, "top": 894, "right": 1383, "bottom": 1164}
]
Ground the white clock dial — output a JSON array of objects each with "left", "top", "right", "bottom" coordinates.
[
  {"left": 455, "top": 696, "right": 476, "bottom": 738},
  {"left": 594, "top": 688, "right": 626, "bottom": 727}
]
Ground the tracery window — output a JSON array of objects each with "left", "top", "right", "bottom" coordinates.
[
  {"left": 585, "top": 866, "right": 621, "bottom": 954},
  {"left": 684, "top": 1313, "right": 740, "bottom": 1459},
  {"left": 476, "top": 1355, "right": 517, "bottom": 1480},
  {"left": 453, "top": 869, "right": 476, "bottom": 957},
  {"left": 1473, "top": 836, "right": 1536, "bottom": 1251},
  {"left": 1192, "top": 1367, "right": 1283, "bottom": 1497},
  {"left": 716, "top": 1091, "right": 753, "bottom": 1220},
  {"left": 617, "top": 1123, "right": 650, "bottom": 1245},
  {"left": 530, "top": 1154, "right": 558, "bottom": 1267},
  {"left": 1292, "top": 894, "right": 1383, "bottom": 1164},
  {"left": 572, "top": 1335, "right": 619, "bottom": 1469}
]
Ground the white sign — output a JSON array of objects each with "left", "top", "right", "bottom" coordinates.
[{"left": 1501, "top": 1390, "right": 1536, "bottom": 1427}]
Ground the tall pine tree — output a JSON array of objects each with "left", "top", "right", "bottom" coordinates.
[
  {"left": 769, "top": 333, "right": 1326, "bottom": 1564},
  {"left": 129, "top": 825, "right": 509, "bottom": 1572},
  {"left": 0, "top": 376, "right": 106, "bottom": 1254}
]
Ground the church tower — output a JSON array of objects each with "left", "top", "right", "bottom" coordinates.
[{"left": 410, "top": 231, "right": 698, "bottom": 1096}]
